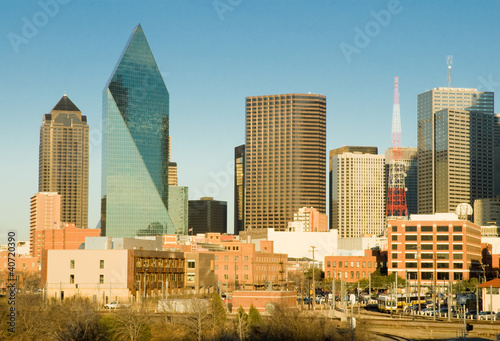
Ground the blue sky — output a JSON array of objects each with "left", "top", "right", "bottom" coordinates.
[{"left": 1, "top": 0, "right": 499, "bottom": 243}]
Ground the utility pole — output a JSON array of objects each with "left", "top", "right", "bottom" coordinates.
[{"left": 310, "top": 246, "right": 317, "bottom": 311}]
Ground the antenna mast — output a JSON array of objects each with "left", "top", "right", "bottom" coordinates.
[
  {"left": 386, "top": 76, "right": 408, "bottom": 218},
  {"left": 447, "top": 55, "right": 453, "bottom": 87}
]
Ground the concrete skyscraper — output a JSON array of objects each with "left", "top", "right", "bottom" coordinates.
[
  {"left": 39, "top": 95, "right": 89, "bottom": 229},
  {"left": 330, "top": 147, "right": 386, "bottom": 238},
  {"left": 417, "top": 87, "right": 494, "bottom": 214},
  {"left": 234, "top": 144, "right": 245, "bottom": 234},
  {"left": 101, "top": 24, "right": 173, "bottom": 238},
  {"left": 245, "top": 93, "right": 326, "bottom": 231}
]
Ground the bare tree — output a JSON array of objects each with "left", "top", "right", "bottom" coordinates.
[{"left": 110, "top": 307, "right": 152, "bottom": 341}]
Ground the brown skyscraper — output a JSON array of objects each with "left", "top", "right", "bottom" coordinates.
[
  {"left": 39, "top": 95, "right": 89, "bottom": 228},
  {"left": 245, "top": 93, "right": 326, "bottom": 231}
]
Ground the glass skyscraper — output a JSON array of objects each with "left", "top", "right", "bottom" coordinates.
[{"left": 101, "top": 24, "right": 173, "bottom": 238}]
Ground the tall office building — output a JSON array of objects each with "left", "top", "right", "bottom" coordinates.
[
  {"left": 188, "top": 197, "right": 227, "bottom": 234},
  {"left": 39, "top": 95, "right": 89, "bottom": 229},
  {"left": 101, "top": 24, "right": 173, "bottom": 238},
  {"left": 330, "top": 147, "right": 386, "bottom": 238},
  {"left": 245, "top": 93, "right": 326, "bottom": 231},
  {"left": 417, "top": 87, "right": 494, "bottom": 214},
  {"left": 168, "top": 137, "right": 178, "bottom": 186},
  {"left": 384, "top": 147, "right": 418, "bottom": 215},
  {"left": 30, "top": 192, "right": 61, "bottom": 256},
  {"left": 234, "top": 144, "right": 245, "bottom": 234},
  {"left": 494, "top": 114, "right": 500, "bottom": 197}
]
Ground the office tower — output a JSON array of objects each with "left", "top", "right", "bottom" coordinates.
[
  {"left": 234, "top": 144, "right": 245, "bottom": 234},
  {"left": 495, "top": 114, "right": 500, "bottom": 196},
  {"left": 39, "top": 95, "right": 89, "bottom": 229},
  {"left": 417, "top": 87, "right": 494, "bottom": 214},
  {"left": 101, "top": 24, "right": 173, "bottom": 238},
  {"left": 330, "top": 147, "right": 385, "bottom": 238},
  {"left": 188, "top": 197, "right": 227, "bottom": 234},
  {"left": 245, "top": 93, "right": 326, "bottom": 231},
  {"left": 30, "top": 192, "right": 61, "bottom": 256},
  {"left": 474, "top": 196, "right": 500, "bottom": 226},
  {"left": 168, "top": 186, "right": 188, "bottom": 235},
  {"left": 385, "top": 147, "right": 418, "bottom": 215}
]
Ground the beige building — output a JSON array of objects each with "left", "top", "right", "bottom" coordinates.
[
  {"left": 39, "top": 95, "right": 89, "bottom": 228},
  {"left": 42, "top": 249, "right": 185, "bottom": 304},
  {"left": 474, "top": 196, "right": 500, "bottom": 226},
  {"left": 184, "top": 252, "right": 217, "bottom": 294},
  {"left": 417, "top": 87, "right": 494, "bottom": 214},
  {"left": 287, "top": 207, "right": 328, "bottom": 232},
  {"left": 244, "top": 93, "right": 326, "bottom": 231},
  {"left": 330, "top": 147, "right": 386, "bottom": 238}
]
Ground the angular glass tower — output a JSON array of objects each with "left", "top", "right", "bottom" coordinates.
[{"left": 101, "top": 24, "right": 173, "bottom": 238}]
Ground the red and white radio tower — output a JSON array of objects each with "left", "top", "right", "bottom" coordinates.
[{"left": 386, "top": 76, "right": 408, "bottom": 218}]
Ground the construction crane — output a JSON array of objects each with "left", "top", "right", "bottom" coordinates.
[{"left": 386, "top": 76, "right": 408, "bottom": 218}]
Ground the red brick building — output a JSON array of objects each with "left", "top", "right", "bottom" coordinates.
[
  {"left": 32, "top": 223, "right": 101, "bottom": 258},
  {"left": 0, "top": 251, "right": 40, "bottom": 292},
  {"left": 387, "top": 215, "right": 482, "bottom": 284},
  {"left": 324, "top": 249, "right": 387, "bottom": 283},
  {"left": 232, "top": 290, "right": 296, "bottom": 313}
]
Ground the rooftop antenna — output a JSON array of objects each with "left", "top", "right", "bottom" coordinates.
[{"left": 447, "top": 55, "right": 453, "bottom": 87}]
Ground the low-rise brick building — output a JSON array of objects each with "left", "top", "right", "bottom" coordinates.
[{"left": 324, "top": 249, "right": 387, "bottom": 283}]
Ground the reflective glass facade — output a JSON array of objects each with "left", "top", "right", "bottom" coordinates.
[{"left": 101, "top": 25, "right": 173, "bottom": 238}]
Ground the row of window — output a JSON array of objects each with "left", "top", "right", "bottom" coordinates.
[
  {"left": 70, "top": 259, "right": 104, "bottom": 269},
  {"left": 327, "top": 260, "right": 374, "bottom": 268}
]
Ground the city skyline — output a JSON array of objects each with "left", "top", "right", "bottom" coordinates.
[{"left": 1, "top": 1, "right": 499, "bottom": 243}]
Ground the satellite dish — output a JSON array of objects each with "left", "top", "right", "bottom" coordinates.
[{"left": 455, "top": 203, "right": 473, "bottom": 220}]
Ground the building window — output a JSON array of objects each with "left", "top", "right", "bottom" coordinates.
[
  {"left": 100, "top": 260, "right": 104, "bottom": 269},
  {"left": 368, "top": 262, "right": 372, "bottom": 268},
  {"left": 436, "top": 226, "right": 448, "bottom": 232},
  {"left": 392, "top": 244, "right": 398, "bottom": 250},
  {"left": 453, "top": 253, "right": 463, "bottom": 259},
  {"left": 405, "top": 253, "right": 416, "bottom": 259},
  {"left": 215, "top": 256, "right": 218, "bottom": 261},
  {"left": 333, "top": 261, "right": 336, "bottom": 267},
  {"left": 405, "top": 226, "right": 417, "bottom": 232},
  {"left": 244, "top": 265, "right": 248, "bottom": 270},
  {"left": 356, "top": 262, "right": 359, "bottom": 268},
  {"left": 405, "top": 244, "right": 417, "bottom": 250},
  {"left": 453, "top": 263, "right": 463, "bottom": 269},
  {"left": 187, "top": 273, "right": 195, "bottom": 282},
  {"left": 344, "top": 261, "right": 348, "bottom": 267},
  {"left": 350, "top": 271, "right": 354, "bottom": 279},
  {"left": 437, "top": 263, "right": 448, "bottom": 269},
  {"left": 244, "top": 256, "right": 248, "bottom": 261},
  {"left": 392, "top": 235, "right": 398, "bottom": 241},
  {"left": 421, "top": 235, "right": 433, "bottom": 241},
  {"left": 224, "top": 274, "right": 228, "bottom": 280},
  {"left": 99, "top": 275, "right": 104, "bottom": 284},
  {"left": 453, "top": 244, "right": 462, "bottom": 250},
  {"left": 356, "top": 272, "right": 359, "bottom": 279},
  {"left": 224, "top": 256, "right": 228, "bottom": 261},
  {"left": 392, "top": 262, "right": 398, "bottom": 268},
  {"left": 454, "top": 273, "right": 463, "bottom": 280},
  {"left": 405, "top": 262, "right": 417, "bottom": 268},
  {"left": 327, "top": 261, "right": 331, "bottom": 267},
  {"left": 244, "top": 274, "right": 248, "bottom": 280},
  {"left": 345, "top": 272, "right": 348, "bottom": 279},
  {"left": 392, "top": 226, "right": 397, "bottom": 232},
  {"left": 421, "top": 226, "right": 433, "bottom": 232},
  {"left": 405, "top": 235, "right": 417, "bottom": 241},
  {"left": 235, "top": 256, "right": 238, "bottom": 261},
  {"left": 224, "top": 265, "right": 228, "bottom": 270},
  {"left": 392, "top": 253, "right": 398, "bottom": 259},
  {"left": 453, "top": 235, "right": 462, "bottom": 241},
  {"left": 70, "top": 275, "right": 74, "bottom": 284},
  {"left": 350, "top": 262, "right": 354, "bottom": 268},
  {"left": 437, "top": 244, "right": 449, "bottom": 250},
  {"left": 421, "top": 254, "right": 433, "bottom": 259},
  {"left": 436, "top": 235, "right": 449, "bottom": 241},
  {"left": 188, "top": 260, "right": 195, "bottom": 269},
  {"left": 70, "top": 260, "right": 75, "bottom": 269},
  {"left": 421, "top": 244, "right": 433, "bottom": 250},
  {"left": 453, "top": 226, "right": 462, "bottom": 232}
]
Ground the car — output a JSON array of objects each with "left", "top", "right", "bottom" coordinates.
[
  {"left": 104, "top": 301, "right": 129, "bottom": 309},
  {"left": 475, "top": 311, "right": 497, "bottom": 320}
]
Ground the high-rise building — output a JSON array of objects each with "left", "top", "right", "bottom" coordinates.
[
  {"left": 287, "top": 207, "right": 328, "bottom": 232},
  {"left": 101, "top": 24, "right": 173, "bottom": 238},
  {"left": 474, "top": 196, "right": 500, "bottom": 226},
  {"left": 245, "top": 93, "right": 326, "bottom": 231},
  {"left": 494, "top": 114, "right": 500, "bottom": 197},
  {"left": 168, "top": 137, "right": 178, "bottom": 186},
  {"left": 168, "top": 186, "right": 189, "bottom": 235},
  {"left": 330, "top": 147, "right": 386, "bottom": 238},
  {"left": 188, "top": 197, "right": 227, "bottom": 234},
  {"left": 417, "top": 87, "right": 494, "bottom": 214},
  {"left": 39, "top": 95, "right": 89, "bottom": 229},
  {"left": 30, "top": 192, "right": 61, "bottom": 256},
  {"left": 234, "top": 144, "right": 245, "bottom": 234},
  {"left": 384, "top": 147, "right": 418, "bottom": 215}
]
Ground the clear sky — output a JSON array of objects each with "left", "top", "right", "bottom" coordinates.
[{"left": 1, "top": 0, "right": 499, "bottom": 243}]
